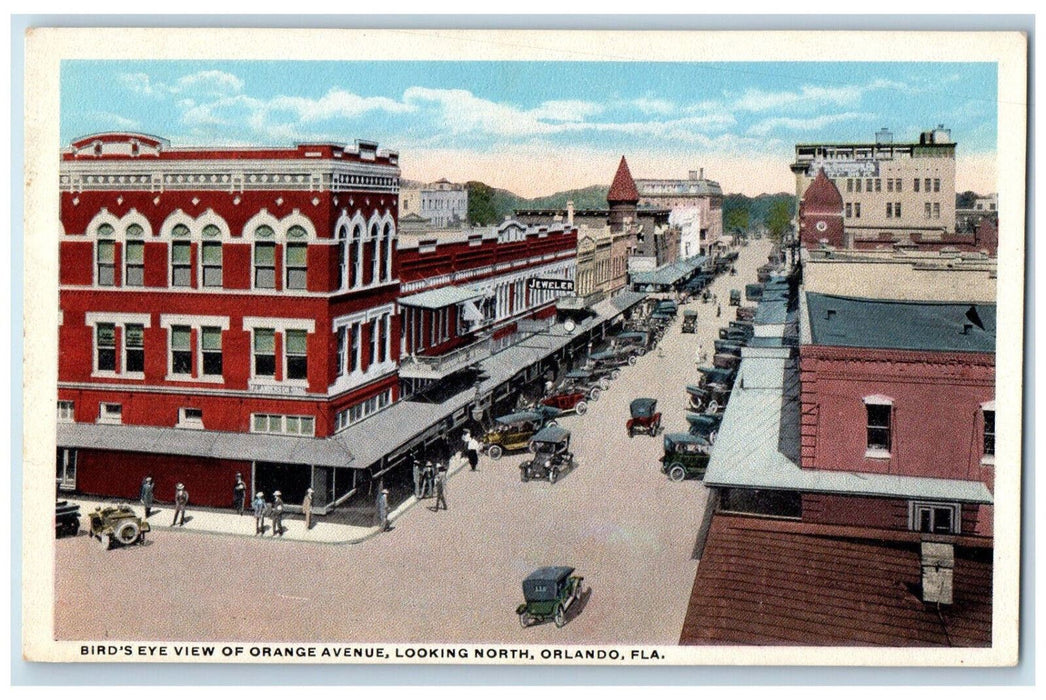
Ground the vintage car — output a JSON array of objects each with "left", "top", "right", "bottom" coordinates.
[
  {"left": 519, "top": 425, "right": 575, "bottom": 483},
  {"left": 516, "top": 566, "right": 585, "bottom": 628},
  {"left": 613, "top": 331, "right": 654, "bottom": 355},
  {"left": 736, "top": 305, "right": 756, "bottom": 322},
  {"left": 686, "top": 411, "right": 722, "bottom": 439},
  {"left": 589, "top": 347, "right": 636, "bottom": 369},
  {"left": 627, "top": 398, "right": 662, "bottom": 438},
  {"left": 729, "top": 289, "right": 742, "bottom": 306},
  {"left": 713, "top": 352, "right": 741, "bottom": 370},
  {"left": 745, "top": 282, "right": 765, "bottom": 301},
  {"left": 562, "top": 368, "right": 607, "bottom": 396},
  {"left": 714, "top": 339, "right": 744, "bottom": 355},
  {"left": 661, "top": 432, "right": 713, "bottom": 481},
  {"left": 697, "top": 365, "right": 737, "bottom": 388},
  {"left": 719, "top": 325, "right": 753, "bottom": 343},
  {"left": 540, "top": 388, "right": 591, "bottom": 416},
  {"left": 654, "top": 300, "right": 678, "bottom": 316},
  {"left": 483, "top": 407, "right": 561, "bottom": 460},
  {"left": 681, "top": 310, "right": 699, "bottom": 334},
  {"left": 55, "top": 500, "right": 81, "bottom": 538},
  {"left": 88, "top": 504, "right": 150, "bottom": 549},
  {"left": 685, "top": 383, "right": 731, "bottom": 413}
]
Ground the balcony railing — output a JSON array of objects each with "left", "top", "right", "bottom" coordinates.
[{"left": 398, "top": 336, "right": 494, "bottom": 379}]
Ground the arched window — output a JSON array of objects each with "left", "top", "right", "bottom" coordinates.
[
  {"left": 383, "top": 222, "right": 394, "bottom": 282},
  {"left": 124, "top": 224, "right": 145, "bottom": 287},
  {"left": 285, "top": 225, "right": 308, "bottom": 290},
  {"left": 96, "top": 223, "right": 116, "bottom": 286},
  {"left": 253, "top": 225, "right": 276, "bottom": 289},
  {"left": 370, "top": 223, "right": 380, "bottom": 286},
  {"left": 201, "top": 224, "right": 223, "bottom": 288},
  {"left": 336, "top": 226, "right": 348, "bottom": 289},
  {"left": 351, "top": 224, "right": 363, "bottom": 288}
]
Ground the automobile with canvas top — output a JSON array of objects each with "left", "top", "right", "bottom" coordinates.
[
  {"left": 482, "top": 407, "right": 561, "bottom": 460},
  {"left": 88, "top": 504, "right": 150, "bottom": 549},
  {"left": 661, "top": 432, "right": 712, "bottom": 481},
  {"left": 516, "top": 566, "right": 585, "bottom": 628},
  {"left": 627, "top": 397, "right": 662, "bottom": 438},
  {"left": 519, "top": 425, "right": 575, "bottom": 484}
]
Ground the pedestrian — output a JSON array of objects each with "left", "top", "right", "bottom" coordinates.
[
  {"left": 716, "top": 303, "right": 722, "bottom": 318},
  {"left": 233, "top": 472, "right": 247, "bottom": 515},
  {"left": 171, "top": 482, "right": 188, "bottom": 527},
  {"left": 139, "top": 476, "right": 154, "bottom": 519},
  {"left": 412, "top": 456, "right": 420, "bottom": 500},
  {"left": 271, "top": 491, "right": 285, "bottom": 536},
  {"left": 463, "top": 430, "right": 480, "bottom": 471},
  {"left": 376, "top": 488, "right": 390, "bottom": 531},
  {"left": 422, "top": 461, "right": 435, "bottom": 497},
  {"left": 695, "top": 344, "right": 705, "bottom": 367},
  {"left": 302, "top": 488, "right": 314, "bottom": 531},
  {"left": 252, "top": 491, "right": 266, "bottom": 535},
  {"left": 434, "top": 466, "right": 448, "bottom": 511}
]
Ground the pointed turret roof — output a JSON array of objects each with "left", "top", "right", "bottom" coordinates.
[
  {"left": 607, "top": 156, "right": 640, "bottom": 204},
  {"left": 801, "top": 168, "right": 843, "bottom": 215}
]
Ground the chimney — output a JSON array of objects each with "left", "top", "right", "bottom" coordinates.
[
  {"left": 567, "top": 200, "right": 575, "bottom": 227},
  {"left": 700, "top": 167, "right": 704, "bottom": 180},
  {"left": 921, "top": 541, "right": 954, "bottom": 605}
]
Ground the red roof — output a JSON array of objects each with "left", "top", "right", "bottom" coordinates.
[
  {"left": 680, "top": 515, "right": 992, "bottom": 647},
  {"left": 801, "top": 168, "right": 843, "bottom": 215},
  {"left": 607, "top": 156, "right": 640, "bottom": 203}
]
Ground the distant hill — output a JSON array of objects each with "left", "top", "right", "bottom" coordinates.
[
  {"left": 723, "top": 192, "right": 795, "bottom": 234},
  {"left": 466, "top": 182, "right": 610, "bottom": 226}
]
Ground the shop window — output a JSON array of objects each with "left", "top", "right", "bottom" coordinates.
[
  {"left": 201, "top": 326, "right": 223, "bottom": 376},
  {"left": 171, "top": 325, "right": 192, "bottom": 375},
  {"left": 285, "top": 329, "right": 308, "bottom": 380},
  {"left": 124, "top": 323, "right": 145, "bottom": 373},
  {"left": 96, "top": 323, "right": 116, "bottom": 371},
  {"left": 253, "top": 328, "right": 276, "bottom": 377}
]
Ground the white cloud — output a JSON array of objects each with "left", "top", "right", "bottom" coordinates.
[
  {"left": 528, "top": 99, "right": 603, "bottom": 122},
  {"left": 630, "top": 97, "right": 676, "bottom": 115},
  {"left": 90, "top": 111, "right": 139, "bottom": 129},
  {"left": 174, "top": 70, "right": 245, "bottom": 98},
  {"left": 267, "top": 88, "right": 415, "bottom": 122},
  {"left": 733, "top": 84, "right": 863, "bottom": 112},
  {"left": 118, "top": 72, "right": 165, "bottom": 98},
  {"left": 746, "top": 112, "right": 869, "bottom": 136}
]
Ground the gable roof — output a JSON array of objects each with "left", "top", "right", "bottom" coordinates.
[{"left": 607, "top": 156, "right": 640, "bottom": 203}]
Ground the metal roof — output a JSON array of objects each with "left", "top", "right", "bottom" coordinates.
[
  {"left": 805, "top": 293, "right": 996, "bottom": 353},
  {"left": 398, "top": 286, "right": 484, "bottom": 309},
  {"left": 57, "top": 422, "right": 355, "bottom": 468},
  {"left": 531, "top": 425, "right": 571, "bottom": 443},
  {"left": 632, "top": 256, "right": 706, "bottom": 286},
  {"left": 703, "top": 354, "right": 993, "bottom": 504}
]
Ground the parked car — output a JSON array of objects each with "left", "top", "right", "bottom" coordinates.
[
  {"left": 729, "top": 289, "right": 742, "bottom": 306},
  {"left": 516, "top": 566, "right": 585, "bottom": 628},
  {"left": 713, "top": 352, "right": 741, "bottom": 370},
  {"left": 685, "top": 383, "right": 731, "bottom": 413},
  {"left": 540, "top": 387, "right": 592, "bottom": 416},
  {"left": 562, "top": 368, "right": 607, "bottom": 396},
  {"left": 614, "top": 330, "right": 654, "bottom": 355},
  {"left": 697, "top": 365, "right": 737, "bottom": 389},
  {"left": 661, "top": 432, "right": 713, "bottom": 482},
  {"left": 627, "top": 398, "right": 662, "bottom": 438},
  {"left": 483, "top": 407, "right": 561, "bottom": 460},
  {"left": 88, "top": 504, "right": 150, "bottom": 549},
  {"left": 589, "top": 347, "right": 636, "bottom": 369},
  {"left": 519, "top": 425, "right": 575, "bottom": 483},
  {"left": 654, "top": 299, "right": 678, "bottom": 316},
  {"left": 681, "top": 310, "right": 699, "bottom": 334},
  {"left": 55, "top": 500, "right": 80, "bottom": 538},
  {"left": 714, "top": 339, "right": 744, "bottom": 356},
  {"left": 736, "top": 306, "right": 756, "bottom": 322},
  {"left": 686, "top": 411, "right": 722, "bottom": 439}
]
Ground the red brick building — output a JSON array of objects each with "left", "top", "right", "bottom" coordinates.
[{"left": 57, "top": 132, "right": 402, "bottom": 509}]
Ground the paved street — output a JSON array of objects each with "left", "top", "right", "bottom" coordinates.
[{"left": 55, "top": 239, "right": 773, "bottom": 645}]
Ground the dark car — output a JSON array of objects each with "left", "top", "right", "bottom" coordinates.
[
  {"left": 88, "top": 505, "right": 150, "bottom": 549},
  {"left": 483, "top": 407, "right": 561, "bottom": 460},
  {"left": 681, "top": 310, "right": 699, "bottom": 333},
  {"left": 520, "top": 425, "right": 575, "bottom": 483},
  {"left": 686, "top": 411, "right": 722, "bottom": 439},
  {"left": 736, "top": 306, "right": 756, "bottom": 322},
  {"left": 589, "top": 347, "right": 636, "bottom": 369},
  {"left": 627, "top": 397, "right": 662, "bottom": 438},
  {"left": 55, "top": 500, "right": 80, "bottom": 538},
  {"left": 562, "top": 368, "right": 607, "bottom": 397},
  {"left": 685, "top": 382, "right": 731, "bottom": 413},
  {"left": 614, "top": 331, "right": 654, "bottom": 355},
  {"left": 745, "top": 283, "right": 765, "bottom": 301},
  {"left": 729, "top": 289, "right": 742, "bottom": 306},
  {"left": 661, "top": 432, "right": 713, "bottom": 481},
  {"left": 516, "top": 566, "right": 585, "bottom": 628}
]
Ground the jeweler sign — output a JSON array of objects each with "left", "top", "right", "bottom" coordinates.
[{"left": 528, "top": 278, "right": 575, "bottom": 292}]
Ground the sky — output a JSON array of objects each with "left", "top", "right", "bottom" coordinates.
[{"left": 60, "top": 60, "right": 998, "bottom": 197}]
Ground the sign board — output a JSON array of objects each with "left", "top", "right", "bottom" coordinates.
[
  {"left": 807, "top": 159, "right": 880, "bottom": 178},
  {"left": 528, "top": 278, "right": 575, "bottom": 292}
]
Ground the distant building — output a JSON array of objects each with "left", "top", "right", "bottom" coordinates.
[
  {"left": 792, "top": 126, "right": 962, "bottom": 248},
  {"left": 634, "top": 168, "right": 724, "bottom": 256},
  {"left": 956, "top": 192, "right": 998, "bottom": 233},
  {"left": 398, "top": 178, "right": 468, "bottom": 229}
]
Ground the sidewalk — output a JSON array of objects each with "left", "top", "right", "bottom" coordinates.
[{"left": 64, "top": 455, "right": 469, "bottom": 546}]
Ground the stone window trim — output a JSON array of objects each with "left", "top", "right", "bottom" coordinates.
[
  {"left": 863, "top": 394, "right": 894, "bottom": 459},
  {"left": 981, "top": 400, "right": 996, "bottom": 465},
  {"left": 908, "top": 500, "right": 961, "bottom": 536},
  {"left": 177, "top": 407, "right": 205, "bottom": 430},
  {"left": 241, "top": 317, "right": 315, "bottom": 385},
  {"left": 85, "top": 312, "right": 151, "bottom": 379},
  {"left": 97, "top": 402, "right": 123, "bottom": 425},
  {"left": 159, "top": 314, "right": 231, "bottom": 383}
]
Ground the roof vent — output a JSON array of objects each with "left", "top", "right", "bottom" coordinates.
[
  {"left": 824, "top": 309, "right": 837, "bottom": 320},
  {"left": 921, "top": 541, "right": 954, "bottom": 605}
]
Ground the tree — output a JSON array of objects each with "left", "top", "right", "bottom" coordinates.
[
  {"left": 466, "top": 181, "right": 499, "bottom": 226},
  {"left": 956, "top": 190, "right": 979, "bottom": 210},
  {"left": 766, "top": 200, "right": 794, "bottom": 241},
  {"left": 724, "top": 206, "right": 750, "bottom": 234}
]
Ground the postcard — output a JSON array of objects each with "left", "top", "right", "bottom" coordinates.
[{"left": 22, "top": 27, "right": 1026, "bottom": 666}]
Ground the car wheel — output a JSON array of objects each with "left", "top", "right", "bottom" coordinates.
[
  {"left": 554, "top": 604, "right": 567, "bottom": 628},
  {"left": 669, "top": 464, "right": 687, "bottom": 482},
  {"left": 520, "top": 466, "right": 529, "bottom": 482},
  {"left": 589, "top": 387, "right": 602, "bottom": 401},
  {"left": 628, "top": 355, "right": 637, "bottom": 366},
  {"left": 519, "top": 612, "right": 531, "bottom": 628},
  {"left": 707, "top": 400, "right": 719, "bottom": 414},
  {"left": 599, "top": 379, "right": 610, "bottom": 391},
  {"left": 547, "top": 419, "right": 559, "bottom": 428},
  {"left": 637, "top": 347, "right": 646, "bottom": 357},
  {"left": 575, "top": 401, "right": 588, "bottom": 416},
  {"left": 115, "top": 521, "right": 141, "bottom": 546},
  {"left": 610, "top": 369, "right": 620, "bottom": 380},
  {"left": 489, "top": 445, "right": 503, "bottom": 461}
]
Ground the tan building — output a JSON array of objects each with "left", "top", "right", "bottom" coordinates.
[
  {"left": 635, "top": 168, "right": 724, "bottom": 256},
  {"left": 792, "top": 126, "right": 957, "bottom": 246},
  {"left": 398, "top": 178, "right": 468, "bottom": 228}
]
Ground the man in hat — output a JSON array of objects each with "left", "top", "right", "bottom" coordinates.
[
  {"left": 302, "top": 488, "right": 314, "bottom": 531},
  {"left": 171, "top": 482, "right": 188, "bottom": 526},
  {"left": 376, "top": 488, "right": 390, "bottom": 531},
  {"left": 233, "top": 473, "right": 247, "bottom": 516},
  {"left": 271, "top": 491, "right": 285, "bottom": 536},
  {"left": 139, "top": 476, "right": 154, "bottom": 518},
  {"left": 412, "top": 456, "right": 422, "bottom": 499},
  {"left": 462, "top": 430, "right": 480, "bottom": 471},
  {"left": 252, "top": 491, "right": 266, "bottom": 535},
  {"left": 434, "top": 466, "right": 448, "bottom": 511}
]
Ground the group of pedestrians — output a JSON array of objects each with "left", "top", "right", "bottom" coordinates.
[{"left": 137, "top": 476, "right": 188, "bottom": 527}]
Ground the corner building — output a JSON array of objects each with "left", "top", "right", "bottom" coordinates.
[{"left": 57, "top": 133, "right": 401, "bottom": 510}]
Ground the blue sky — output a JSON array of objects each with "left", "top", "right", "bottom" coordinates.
[{"left": 60, "top": 60, "right": 998, "bottom": 196}]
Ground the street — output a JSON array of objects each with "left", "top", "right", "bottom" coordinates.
[{"left": 55, "top": 238, "right": 774, "bottom": 645}]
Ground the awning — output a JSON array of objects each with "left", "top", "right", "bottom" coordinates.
[
  {"left": 461, "top": 299, "right": 485, "bottom": 322},
  {"left": 398, "top": 286, "right": 484, "bottom": 309}
]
